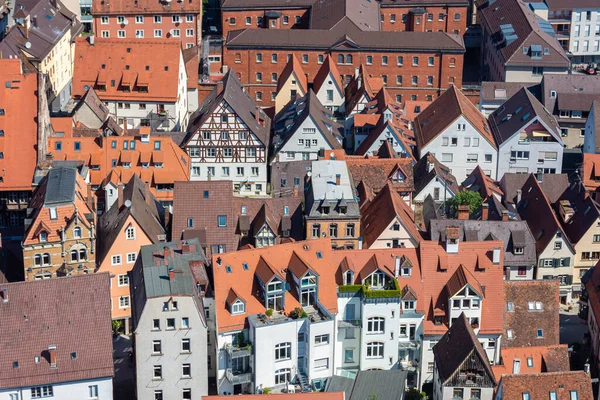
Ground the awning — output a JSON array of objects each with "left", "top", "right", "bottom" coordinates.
[{"left": 532, "top": 130, "right": 551, "bottom": 137}]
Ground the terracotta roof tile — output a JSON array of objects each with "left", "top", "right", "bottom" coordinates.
[
  {"left": 92, "top": 0, "right": 201, "bottom": 15},
  {"left": 313, "top": 55, "right": 343, "bottom": 95},
  {"left": 413, "top": 152, "right": 461, "bottom": 197},
  {"left": 462, "top": 165, "right": 504, "bottom": 200},
  {"left": 346, "top": 158, "right": 415, "bottom": 196},
  {"left": 0, "top": 60, "right": 38, "bottom": 191},
  {"left": 497, "top": 371, "right": 593, "bottom": 400},
  {"left": 73, "top": 37, "right": 183, "bottom": 102},
  {"left": 492, "top": 344, "right": 569, "bottom": 377},
  {"left": 0, "top": 274, "right": 113, "bottom": 389},
  {"left": 277, "top": 54, "right": 308, "bottom": 93}
]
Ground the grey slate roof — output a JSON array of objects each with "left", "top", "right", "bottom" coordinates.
[
  {"left": 43, "top": 167, "right": 76, "bottom": 206},
  {"left": 273, "top": 90, "right": 343, "bottom": 157},
  {"left": 488, "top": 87, "right": 562, "bottom": 146},
  {"left": 326, "top": 370, "right": 407, "bottom": 400},
  {"left": 0, "top": 0, "right": 82, "bottom": 62},
  {"left": 226, "top": 19, "right": 465, "bottom": 52},
  {"left": 480, "top": 81, "right": 537, "bottom": 105},
  {"left": 138, "top": 238, "right": 207, "bottom": 298},
  {"left": 413, "top": 152, "right": 460, "bottom": 198},
  {"left": 186, "top": 69, "right": 272, "bottom": 147},
  {"left": 97, "top": 174, "right": 166, "bottom": 266},
  {"left": 430, "top": 219, "right": 536, "bottom": 266}
]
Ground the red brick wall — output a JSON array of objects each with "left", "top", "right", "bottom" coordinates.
[
  {"left": 92, "top": 13, "right": 200, "bottom": 47},
  {"left": 221, "top": 9, "right": 310, "bottom": 38},
  {"left": 224, "top": 48, "right": 464, "bottom": 106},
  {"left": 380, "top": 6, "right": 467, "bottom": 34}
]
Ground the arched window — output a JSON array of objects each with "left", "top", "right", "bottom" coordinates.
[
  {"left": 42, "top": 253, "right": 50, "bottom": 265},
  {"left": 69, "top": 245, "right": 87, "bottom": 262},
  {"left": 70, "top": 250, "right": 78, "bottom": 262},
  {"left": 366, "top": 342, "right": 384, "bottom": 358},
  {"left": 79, "top": 248, "right": 87, "bottom": 261},
  {"left": 367, "top": 317, "right": 385, "bottom": 333},
  {"left": 34, "top": 254, "right": 42, "bottom": 266},
  {"left": 73, "top": 226, "right": 82, "bottom": 239},
  {"left": 337, "top": 54, "right": 344, "bottom": 64},
  {"left": 346, "top": 54, "right": 353, "bottom": 64},
  {"left": 39, "top": 231, "right": 48, "bottom": 242}
]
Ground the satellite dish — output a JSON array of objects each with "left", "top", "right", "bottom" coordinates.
[
  {"left": 329, "top": 152, "right": 334, "bottom": 158},
  {"left": 124, "top": 199, "right": 132, "bottom": 208},
  {"left": 25, "top": 41, "right": 32, "bottom": 49},
  {"left": 307, "top": 171, "right": 312, "bottom": 177}
]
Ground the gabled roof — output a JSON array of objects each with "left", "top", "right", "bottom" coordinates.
[
  {"left": 360, "top": 183, "right": 422, "bottom": 248},
  {"left": 497, "top": 371, "right": 593, "bottom": 400},
  {"left": 354, "top": 119, "right": 416, "bottom": 161},
  {"left": 97, "top": 174, "right": 166, "bottom": 265},
  {"left": 376, "top": 140, "right": 399, "bottom": 159},
  {"left": 346, "top": 158, "right": 415, "bottom": 196},
  {"left": 0, "top": 274, "right": 114, "bottom": 389},
  {"left": 344, "top": 65, "right": 384, "bottom": 114},
  {"left": 415, "top": 85, "right": 496, "bottom": 150},
  {"left": 273, "top": 90, "right": 344, "bottom": 153},
  {"left": 277, "top": 54, "right": 308, "bottom": 94},
  {"left": 500, "top": 172, "right": 568, "bottom": 205},
  {"left": 413, "top": 153, "right": 460, "bottom": 198},
  {"left": 517, "top": 174, "right": 573, "bottom": 256},
  {"left": 309, "top": 0, "right": 380, "bottom": 31},
  {"left": 313, "top": 55, "right": 343, "bottom": 95},
  {"left": 75, "top": 87, "right": 110, "bottom": 124},
  {"left": 583, "top": 153, "right": 600, "bottom": 193},
  {"left": 462, "top": 165, "right": 503, "bottom": 200},
  {"left": 503, "top": 280, "right": 560, "bottom": 347},
  {"left": 479, "top": 0, "right": 569, "bottom": 68},
  {"left": 489, "top": 87, "right": 562, "bottom": 146},
  {"left": 556, "top": 182, "right": 600, "bottom": 245},
  {"left": 187, "top": 69, "right": 272, "bottom": 146},
  {"left": 433, "top": 313, "right": 496, "bottom": 384},
  {"left": 445, "top": 264, "right": 483, "bottom": 298},
  {"left": 588, "top": 100, "right": 600, "bottom": 153},
  {"left": 541, "top": 74, "right": 600, "bottom": 118}
]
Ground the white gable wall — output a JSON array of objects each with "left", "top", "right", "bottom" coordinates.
[{"left": 274, "top": 115, "right": 338, "bottom": 162}]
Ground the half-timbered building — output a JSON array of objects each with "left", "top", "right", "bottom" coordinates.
[{"left": 185, "top": 70, "right": 272, "bottom": 196}]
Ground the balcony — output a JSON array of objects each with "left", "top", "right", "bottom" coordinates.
[
  {"left": 226, "top": 368, "right": 252, "bottom": 385},
  {"left": 339, "top": 318, "right": 361, "bottom": 328},
  {"left": 337, "top": 281, "right": 402, "bottom": 301},
  {"left": 226, "top": 344, "right": 252, "bottom": 359}
]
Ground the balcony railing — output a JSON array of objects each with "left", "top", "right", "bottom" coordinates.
[
  {"left": 226, "top": 344, "right": 252, "bottom": 359},
  {"left": 226, "top": 368, "right": 252, "bottom": 385}
]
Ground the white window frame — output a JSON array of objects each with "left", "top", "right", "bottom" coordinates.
[
  {"left": 112, "top": 254, "right": 122, "bottom": 266},
  {"left": 367, "top": 317, "right": 385, "bottom": 334},
  {"left": 119, "top": 295, "right": 130, "bottom": 308},
  {"left": 118, "top": 274, "right": 129, "bottom": 287},
  {"left": 126, "top": 226, "right": 136, "bottom": 240},
  {"left": 366, "top": 342, "right": 384, "bottom": 358}
]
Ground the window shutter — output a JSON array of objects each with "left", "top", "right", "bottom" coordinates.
[
  {"left": 539, "top": 259, "right": 545, "bottom": 267},
  {"left": 553, "top": 258, "right": 559, "bottom": 267},
  {"left": 562, "top": 257, "right": 570, "bottom": 267},
  {"left": 566, "top": 275, "right": 573, "bottom": 285}
]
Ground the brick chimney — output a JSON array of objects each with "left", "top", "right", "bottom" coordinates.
[
  {"left": 144, "top": 181, "right": 152, "bottom": 206},
  {"left": 48, "top": 345, "right": 57, "bottom": 367},
  {"left": 501, "top": 210, "right": 509, "bottom": 221},
  {"left": 169, "top": 268, "right": 175, "bottom": 281},
  {"left": 163, "top": 246, "right": 169, "bottom": 259},
  {"left": 117, "top": 182, "right": 124, "bottom": 208},
  {"left": 481, "top": 203, "right": 489, "bottom": 221},
  {"left": 457, "top": 205, "right": 470, "bottom": 220},
  {"left": 335, "top": 174, "right": 341, "bottom": 186}
]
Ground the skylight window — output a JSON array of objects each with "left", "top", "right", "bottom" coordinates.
[{"left": 226, "top": 265, "right": 232, "bottom": 273}]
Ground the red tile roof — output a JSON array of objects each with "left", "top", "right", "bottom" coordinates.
[
  {"left": 419, "top": 240, "right": 505, "bottom": 335},
  {"left": 463, "top": 165, "right": 503, "bottom": 200},
  {"left": 277, "top": 54, "right": 308, "bottom": 94},
  {"left": 582, "top": 153, "right": 600, "bottom": 193},
  {"left": 73, "top": 37, "right": 183, "bottom": 102},
  {"left": 360, "top": 183, "right": 422, "bottom": 247},
  {"left": 498, "top": 371, "right": 593, "bottom": 400},
  {"left": 0, "top": 60, "right": 38, "bottom": 191},
  {"left": 313, "top": 55, "right": 342, "bottom": 95},
  {"left": 346, "top": 158, "right": 415, "bottom": 197},
  {"left": 492, "top": 345, "right": 569, "bottom": 377},
  {"left": 0, "top": 274, "right": 113, "bottom": 389}
]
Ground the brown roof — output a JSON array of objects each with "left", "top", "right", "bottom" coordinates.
[
  {"left": 492, "top": 345, "right": 569, "bottom": 377},
  {"left": 226, "top": 21, "right": 465, "bottom": 52},
  {"left": 73, "top": 37, "right": 183, "bottom": 102},
  {"left": 183, "top": 46, "right": 200, "bottom": 90},
  {"left": 516, "top": 174, "right": 573, "bottom": 255},
  {"left": 556, "top": 182, "right": 600, "bottom": 245},
  {"left": 0, "top": 60, "right": 38, "bottom": 191},
  {"left": 277, "top": 54, "right": 308, "bottom": 93},
  {"left": 503, "top": 280, "right": 560, "bottom": 348},
  {"left": 497, "top": 371, "right": 593, "bottom": 400},
  {"left": 97, "top": 174, "right": 166, "bottom": 265},
  {"left": 93, "top": 0, "right": 201, "bottom": 14},
  {"left": 479, "top": 0, "right": 569, "bottom": 68},
  {"left": 346, "top": 158, "right": 415, "bottom": 196},
  {"left": 309, "top": 0, "right": 380, "bottom": 31},
  {"left": 480, "top": 81, "right": 532, "bottom": 104},
  {"left": 313, "top": 55, "right": 343, "bottom": 95},
  {"left": 433, "top": 313, "right": 497, "bottom": 384},
  {"left": 489, "top": 87, "right": 562, "bottom": 146},
  {"left": 462, "top": 165, "right": 503, "bottom": 200},
  {"left": 360, "top": 183, "right": 422, "bottom": 247},
  {"left": 413, "top": 152, "right": 461, "bottom": 197},
  {"left": 415, "top": 85, "right": 496, "bottom": 150},
  {"left": 500, "top": 172, "right": 568, "bottom": 205},
  {"left": 172, "top": 181, "right": 237, "bottom": 259},
  {"left": 0, "top": 274, "right": 113, "bottom": 389}
]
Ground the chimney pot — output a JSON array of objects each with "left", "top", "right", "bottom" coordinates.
[
  {"left": 457, "top": 205, "right": 470, "bottom": 220},
  {"left": 481, "top": 203, "right": 489, "bottom": 221},
  {"left": 48, "top": 345, "right": 57, "bottom": 367},
  {"left": 169, "top": 268, "right": 175, "bottom": 281},
  {"left": 163, "top": 246, "right": 169, "bottom": 259},
  {"left": 501, "top": 210, "right": 509, "bottom": 221},
  {"left": 335, "top": 174, "right": 341, "bottom": 186}
]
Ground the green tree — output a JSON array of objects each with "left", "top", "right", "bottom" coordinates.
[
  {"left": 406, "top": 389, "right": 426, "bottom": 400},
  {"left": 367, "top": 393, "right": 379, "bottom": 400},
  {"left": 448, "top": 190, "right": 483, "bottom": 217}
]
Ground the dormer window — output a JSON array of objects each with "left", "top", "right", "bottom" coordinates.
[
  {"left": 343, "top": 270, "right": 354, "bottom": 285},
  {"left": 434, "top": 316, "right": 443, "bottom": 325},
  {"left": 392, "top": 223, "right": 400, "bottom": 231},
  {"left": 321, "top": 206, "right": 330, "bottom": 215},
  {"left": 73, "top": 227, "right": 82, "bottom": 239},
  {"left": 514, "top": 246, "right": 524, "bottom": 255},
  {"left": 231, "top": 299, "right": 245, "bottom": 314},
  {"left": 365, "top": 271, "right": 386, "bottom": 289},
  {"left": 403, "top": 300, "right": 415, "bottom": 310},
  {"left": 401, "top": 266, "right": 411, "bottom": 277},
  {"left": 39, "top": 231, "right": 48, "bottom": 242},
  {"left": 267, "top": 280, "right": 282, "bottom": 292},
  {"left": 301, "top": 273, "right": 317, "bottom": 287},
  {"left": 339, "top": 206, "right": 347, "bottom": 215}
]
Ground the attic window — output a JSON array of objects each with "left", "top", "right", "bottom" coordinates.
[
  {"left": 316, "top": 252, "right": 323, "bottom": 259},
  {"left": 203, "top": 190, "right": 209, "bottom": 199},
  {"left": 13, "top": 361, "right": 18, "bottom": 368},
  {"left": 145, "top": 66, "right": 150, "bottom": 71},
  {"left": 434, "top": 316, "right": 443, "bottom": 325},
  {"left": 507, "top": 302, "right": 514, "bottom": 312},
  {"left": 126, "top": 65, "right": 130, "bottom": 70},
  {"left": 226, "top": 265, "right": 232, "bottom": 273},
  {"left": 242, "top": 263, "right": 249, "bottom": 270},
  {"left": 127, "top": 48, "right": 131, "bottom": 53},
  {"left": 101, "top": 64, "right": 106, "bottom": 69},
  {"left": 514, "top": 246, "right": 524, "bottom": 255},
  {"left": 164, "top": 66, "right": 169, "bottom": 71},
  {"left": 71, "top": 352, "right": 77, "bottom": 359}
]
